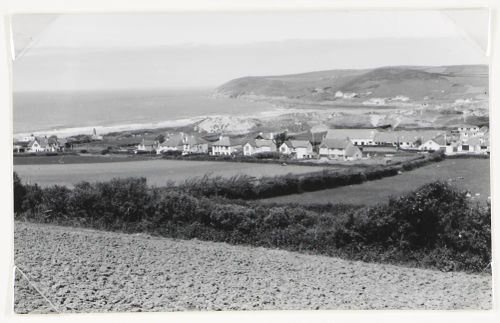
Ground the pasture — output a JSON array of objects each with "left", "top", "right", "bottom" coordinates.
[
  {"left": 263, "top": 158, "right": 490, "bottom": 206},
  {"left": 13, "top": 159, "right": 324, "bottom": 187}
]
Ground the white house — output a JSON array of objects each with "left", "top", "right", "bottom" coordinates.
[
  {"left": 279, "top": 140, "right": 313, "bottom": 159},
  {"left": 157, "top": 133, "right": 185, "bottom": 154},
  {"left": 243, "top": 139, "right": 277, "bottom": 156},
  {"left": 419, "top": 139, "right": 443, "bottom": 151},
  {"left": 211, "top": 136, "right": 239, "bottom": 156},
  {"left": 324, "top": 129, "right": 378, "bottom": 146},
  {"left": 184, "top": 135, "right": 209, "bottom": 155},
  {"left": 14, "top": 137, "right": 50, "bottom": 153},
  {"left": 157, "top": 133, "right": 210, "bottom": 155},
  {"left": 135, "top": 139, "right": 157, "bottom": 153},
  {"left": 419, "top": 133, "right": 452, "bottom": 152},
  {"left": 374, "top": 130, "right": 444, "bottom": 149},
  {"left": 462, "top": 137, "right": 487, "bottom": 154},
  {"left": 319, "top": 138, "right": 362, "bottom": 161},
  {"left": 456, "top": 124, "right": 480, "bottom": 133}
]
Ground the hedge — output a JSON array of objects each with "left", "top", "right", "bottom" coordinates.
[
  {"left": 14, "top": 173, "right": 490, "bottom": 273},
  {"left": 176, "top": 152, "right": 444, "bottom": 200}
]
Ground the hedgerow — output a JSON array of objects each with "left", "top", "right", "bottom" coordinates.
[
  {"left": 13, "top": 173, "right": 490, "bottom": 272},
  {"left": 175, "top": 152, "right": 443, "bottom": 200}
]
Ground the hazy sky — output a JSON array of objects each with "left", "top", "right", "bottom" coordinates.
[{"left": 12, "top": 10, "right": 489, "bottom": 91}]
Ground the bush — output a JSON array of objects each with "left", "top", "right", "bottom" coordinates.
[
  {"left": 209, "top": 204, "right": 256, "bottom": 233},
  {"left": 13, "top": 172, "right": 26, "bottom": 214},
  {"left": 13, "top": 172, "right": 491, "bottom": 273}
]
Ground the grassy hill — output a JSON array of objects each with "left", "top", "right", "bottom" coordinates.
[{"left": 214, "top": 65, "right": 488, "bottom": 105}]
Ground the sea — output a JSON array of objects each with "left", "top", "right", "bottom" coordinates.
[{"left": 13, "top": 88, "right": 278, "bottom": 138}]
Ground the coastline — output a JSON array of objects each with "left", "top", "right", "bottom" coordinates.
[{"left": 12, "top": 106, "right": 327, "bottom": 140}]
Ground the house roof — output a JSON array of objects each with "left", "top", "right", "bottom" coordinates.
[
  {"left": 141, "top": 140, "right": 157, "bottom": 146},
  {"left": 163, "top": 134, "right": 184, "bottom": 147},
  {"left": 284, "top": 140, "right": 311, "bottom": 148},
  {"left": 345, "top": 144, "right": 361, "bottom": 157},
  {"left": 246, "top": 139, "right": 275, "bottom": 148},
  {"left": 455, "top": 124, "right": 479, "bottom": 129},
  {"left": 319, "top": 138, "right": 351, "bottom": 149},
  {"left": 374, "top": 130, "right": 444, "bottom": 143},
  {"left": 255, "top": 132, "right": 274, "bottom": 140},
  {"left": 185, "top": 135, "right": 207, "bottom": 145},
  {"left": 467, "top": 137, "right": 482, "bottom": 146},
  {"left": 35, "top": 137, "right": 49, "bottom": 147},
  {"left": 428, "top": 134, "right": 447, "bottom": 146},
  {"left": 213, "top": 136, "right": 236, "bottom": 147},
  {"left": 14, "top": 141, "right": 30, "bottom": 148},
  {"left": 325, "top": 129, "right": 378, "bottom": 140}
]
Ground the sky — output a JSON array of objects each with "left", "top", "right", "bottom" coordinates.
[{"left": 11, "top": 10, "right": 490, "bottom": 91}]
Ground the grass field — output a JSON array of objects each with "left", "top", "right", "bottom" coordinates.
[
  {"left": 14, "top": 154, "right": 158, "bottom": 165},
  {"left": 14, "top": 159, "right": 326, "bottom": 187},
  {"left": 263, "top": 158, "right": 490, "bottom": 206}
]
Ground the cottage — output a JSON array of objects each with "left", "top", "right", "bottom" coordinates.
[
  {"left": 157, "top": 134, "right": 185, "bottom": 154},
  {"left": 455, "top": 124, "right": 480, "bottom": 133},
  {"left": 243, "top": 139, "right": 277, "bottom": 156},
  {"left": 279, "top": 140, "right": 313, "bottom": 159},
  {"left": 324, "top": 129, "right": 378, "bottom": 146},
  {"left": 319, "top": 138, "right": 362, "bottom": 161},
  {"left": 27, "top": 138, "right": 44, "bottom": 152},
  {"left": 13, "top": 141, "right": 30, "bottom": 153},
  {"left": 135, "top": 139, "right": 157, "bottom": 153},
  {"left": 374, "top": 130, "right": 444, "bottom": 149},
  {"left": 14, "top": 136, "right": 52, "bottom": 153},
  {"left": 462, "top": 137, "right": 484, "bottom": 154},
  {"left": 419, "top": 134, "right": 447, "bottom": 151},
  {"left": 184, "top": 135, "right": 209, "bottom": 155},
  {"left": 478, "top": 126, "right": 489, "bottom": 136},
  {"left": 211, "top": 136, "right": 239, "bottom": 156},
  {"left": 56, "top": 138, "right": 68, "bottom": 151}
]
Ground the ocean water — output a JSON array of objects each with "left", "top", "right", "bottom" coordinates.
[{"left": 13, "top": 88, "right": 276, "bottom": 136}]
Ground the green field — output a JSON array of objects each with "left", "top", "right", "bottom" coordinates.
[
  {"left": 263, "top": 158, "right": 491, "bottom": 206},
  {"left": 14, "top": 154, "right": 157, "bottom": 165},
  {"left": 14, "top": 159, "right": 325, "bottom": 187}
]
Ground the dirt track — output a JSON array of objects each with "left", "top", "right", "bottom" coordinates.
[{"left": 14, "top": 222, "right": 491, "bottom": 313}]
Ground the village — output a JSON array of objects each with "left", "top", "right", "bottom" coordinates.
[{"left": 13, "top": 123, "right": 490, "bottom": 163}]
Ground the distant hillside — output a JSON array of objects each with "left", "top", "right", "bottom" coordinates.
[{"left": 214, "top": 65, "right": 488, "bottom": 105}]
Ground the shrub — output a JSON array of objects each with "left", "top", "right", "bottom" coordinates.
[
  {"left": 209, "top": 204, "right": 256, "bottom": 233},
  {"left": 14, "top": 172, "right": 490, "bottom": 273},
  {"left": 13, "top": 172, "right": 26, "bottom": 214}
]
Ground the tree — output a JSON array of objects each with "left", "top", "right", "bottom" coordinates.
[
  {"left": 155, "top": 134, "right": 166, "bottom": 143},
  {"left": 274, "top": 132, "right": 288, "bottom": 147}
]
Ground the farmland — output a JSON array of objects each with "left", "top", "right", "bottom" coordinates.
[
  {"left": 13, "top": 159, "right": 325, "bottom": 187},
  {"left": 14, "top": 222, "right": 491, "bottom": 313},
  {"left": 263, "top": 158, "right": 490, "bottom": 206}
]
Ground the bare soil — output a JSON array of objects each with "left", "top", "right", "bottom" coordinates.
[{"left": 14, "top": 221, "right": 491, "bottom": 313}]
